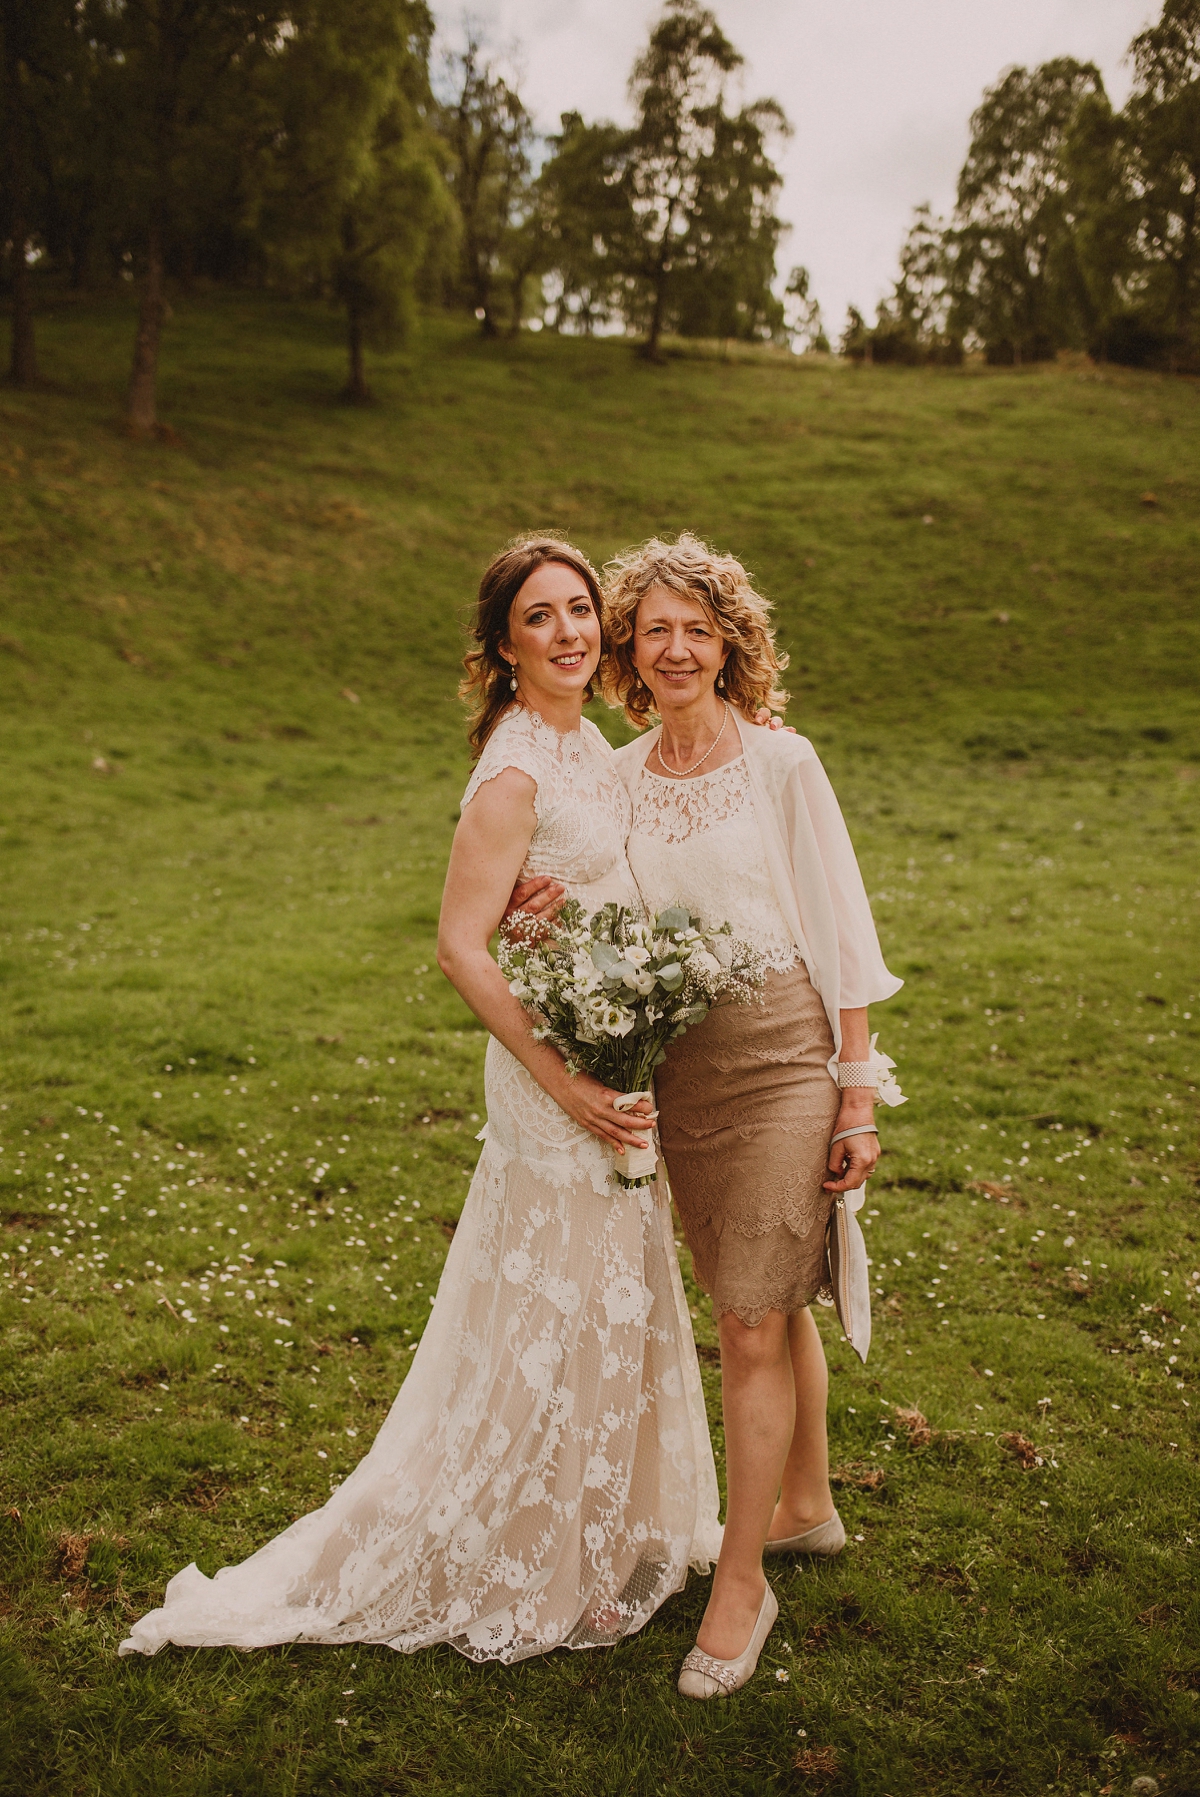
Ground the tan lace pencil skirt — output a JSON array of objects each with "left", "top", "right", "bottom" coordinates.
[{"left": 654, "top": 961, "right": 840, "bottom": 1328}]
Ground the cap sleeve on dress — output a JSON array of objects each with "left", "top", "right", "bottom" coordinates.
[{"left": 460, "top": 709, "right": 547, "bottom": 822}]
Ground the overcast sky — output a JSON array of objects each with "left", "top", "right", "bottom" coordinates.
[{"left": 431, "top": 0, "right": 1157, "bottom": 330}]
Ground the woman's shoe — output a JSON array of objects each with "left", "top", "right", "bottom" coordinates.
[
  {"left": 677, "top": 1582, "right": 779, "bottom": 1699},
  {"left": 763, "top": 1509, "right": 845, "bottom": 1558}
]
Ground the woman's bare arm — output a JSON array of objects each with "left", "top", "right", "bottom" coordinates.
[
  {"left": 437, "top": 771, "right": 652, "bottom": 1154},
  {"left": 823, "top": 1006, "right": 881, "bottom": 1192}
]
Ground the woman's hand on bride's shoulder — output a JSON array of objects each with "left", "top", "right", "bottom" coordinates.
[
  {"left": 750, "top": 707, "right": 795, "bottom": 733},
  {"left": 554, "top": 1072, "right": 656, "bottom": 1154},
  {"left": 499, "top": 874, "right": 565, "bottom": 943}
]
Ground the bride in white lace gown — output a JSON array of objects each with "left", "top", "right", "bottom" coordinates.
[{"left": 119, "top": 537, "right": 720, "bottom": 1665}]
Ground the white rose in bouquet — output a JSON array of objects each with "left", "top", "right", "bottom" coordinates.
[{"left": 499, "top": 901, "right": 765, "bottom": 1187}]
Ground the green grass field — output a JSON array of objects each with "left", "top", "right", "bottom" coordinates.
[{"left": 1, "top": 295, "right": 1198, "bottom": 1796}]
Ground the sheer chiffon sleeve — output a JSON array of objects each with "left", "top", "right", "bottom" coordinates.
[{"left": 785, "top": 741, "right": 902, "bottom": 1011}]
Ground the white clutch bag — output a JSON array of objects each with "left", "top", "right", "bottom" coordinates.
[{"left": 825, "top": 1185, "right": 871, "bottom": 1364}]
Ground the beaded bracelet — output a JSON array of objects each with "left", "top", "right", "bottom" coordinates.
[{"left": 836, "top": 1061, "right": 875, "bottom": 1090}]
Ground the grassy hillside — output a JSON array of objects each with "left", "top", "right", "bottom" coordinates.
[
  {"left": 1, "top": 296, "right": 1198, "bottom": 1796},
  {"left": 4, "top": 294, "right": 1199, "bottom": 750}
]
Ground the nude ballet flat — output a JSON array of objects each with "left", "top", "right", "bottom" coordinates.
[
  {"left": 677, "top": 1582, "right": 779, "bottom": 1700},
  {"left": 763, "top": 1509, "right": 846, "bottom": 1558}
]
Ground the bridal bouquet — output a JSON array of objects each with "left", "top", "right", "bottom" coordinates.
[{"left": 500, "top": 900, "right": 765, "bottom": 1186}]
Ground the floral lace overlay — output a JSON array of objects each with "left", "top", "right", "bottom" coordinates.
[
  {"left": 464, "top": 707, "right": 636, "bottom": 909},
  {"left": 119, "top": 710, "right": 720, "bottom": 1665},
  {"left": 628, "top": 757, "right": 798, "bottom": 971},
  {"left": 655, "top": 964, "right": 840, "bottom": 1327}
]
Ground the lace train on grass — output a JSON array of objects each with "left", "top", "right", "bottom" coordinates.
[
  {"left": 121, "top": 1047, "right": 720, "bottom": 1661},
  {"left": 120, "top": 708, "right": 721, "bottom": 1663}
]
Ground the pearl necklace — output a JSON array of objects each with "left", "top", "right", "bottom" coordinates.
[{"left": 655, "top": 702, "right": 730, "bottom": 778}]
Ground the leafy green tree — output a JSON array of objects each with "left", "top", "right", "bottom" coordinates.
[
  {"left": 891, "top": 206, "right": 954, "bottom": 343},
  {"left": 37, "top": 17, "right": 124, "bottom": 292},
  {"left": 1, "top": 0, "right": 44, "bottom": 384},
  {"left": 261, "top": 0, "right": 450, "bottom": 401},
  {"left": 1124, "top": 0, "right": 1200, "bottom": 365},
  {"left": 665, "top": 95, "right": 788, "bottom": 342},
  {"left": 862, "top": 204, "right": 962, "bottom": 363},
  {"left": 0, "top": 0, "right": 82, "bottom": 383},
  {"left": 951, "top": 58, "right": 1106, "bottom": 362},
  {"left": 437, "top": 32, "right": 533, "bottom": 337},
  {"left": 1059, "top": 90, "right": 1143, "bottom": 358},
  {"left": 537, "top": 112, "right": 632, "bottom": 334},
  {"left": 838, "top": 304, "right": 870, "bottom": 360},
  {"left": 622, "top": 0, "right": 787, "bottom": 358},
  {"left": 84, "top": 0, "right": 291, "bottom": 434},
  {"left": 783, "top": 266, "right": 829, "bottom": 354}
]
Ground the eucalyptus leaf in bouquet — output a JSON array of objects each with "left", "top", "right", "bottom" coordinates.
[{"left": 500, "top": 900, "right": 765, "bottom": 1186}]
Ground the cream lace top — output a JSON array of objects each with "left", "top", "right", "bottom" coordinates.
[
  {"left": 463, "top": 706, "right": 638, "bottom": 912},
  {"left": 627, "top": 754, "right": 799, "bottom": 971}
]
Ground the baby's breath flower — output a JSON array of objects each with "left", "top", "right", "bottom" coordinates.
[{"left": 499, "top": 901, "right": 764, "bottom": 1185}]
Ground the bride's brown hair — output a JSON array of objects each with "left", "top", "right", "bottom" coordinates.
[{"left": 460, "top": 534, "right": 604, "bottom": 760}]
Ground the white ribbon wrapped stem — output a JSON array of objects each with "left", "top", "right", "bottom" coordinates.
[{"left": 612, "top": 1090, "right": 658, "bottom": 1180}]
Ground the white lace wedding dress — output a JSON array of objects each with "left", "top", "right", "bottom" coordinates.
[{"left": 120, "top": 706, "right": 721, "bottom": 1664}]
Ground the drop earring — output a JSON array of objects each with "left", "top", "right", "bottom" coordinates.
[
  {"left": 508, "top": 665, "right": 518, "bottom": 693},
  {"left": 716, "top": 667, "right": 726, "bottom": 692}
]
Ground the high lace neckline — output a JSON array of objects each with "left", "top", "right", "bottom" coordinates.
[
  {"left": 643, "top": 750, "right": 745, "bottom": 784},
  {"left": 503, "top": 703, "right": 583, "bottom": 741}
]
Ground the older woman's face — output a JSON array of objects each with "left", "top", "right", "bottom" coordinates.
[{"left": 632, "top": 586, "right": 727, "bottom": 710}]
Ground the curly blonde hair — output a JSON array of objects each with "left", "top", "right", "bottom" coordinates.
[{"left": 601, "top": 533, "right": 789, "bottom": 730}]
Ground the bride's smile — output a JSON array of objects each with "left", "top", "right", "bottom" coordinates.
[{"left": 500, "top": 562, "right": 601, "bottom": 722}]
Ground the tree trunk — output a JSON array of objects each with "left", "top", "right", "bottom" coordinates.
[
  {"left": 465, "top": 231, "right": 498, "bottom": 338},
  {"left": 507, "top": 268, "right": 525, "bottom": 339},
  {"left": 641, "top": 270, "right": 667, "bottom": 361},
  {"left": 343, "top": 300, "right": 370, "bottom": 403},
  {"left": 1170, "top": 182, "right": 1198, "bottom": 372},
  {"left": 476, "top": 295, "right": 498, "bottom": 338},
  {"left": 8, "top": 228, "right": 37, "bottom": 388},
  {"left": 127, "top": 218, "right": 165, "bottom": 434},
  {"left": 69, "top": 215, "right": 92, "bottom": 291},
  {"left": 4, "top": 48, "right": 37, "bottom": 387}
]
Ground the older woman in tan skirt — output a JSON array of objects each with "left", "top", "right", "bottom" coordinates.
[{"left": 604, "top": 534, "right": 903, "bottom": 1699}]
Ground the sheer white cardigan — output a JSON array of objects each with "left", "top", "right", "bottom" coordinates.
[{"left": 613, "top": 710, "right": 903, "bottom": 1068}]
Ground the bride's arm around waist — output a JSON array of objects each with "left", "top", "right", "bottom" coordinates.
[{"left": 436, "top": 769, "right": 651, "bottom": 1155}]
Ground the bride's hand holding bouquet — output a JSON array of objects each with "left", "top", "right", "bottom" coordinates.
[{"left": 500, "top": 900, "right": 764, "bottom": 1185}]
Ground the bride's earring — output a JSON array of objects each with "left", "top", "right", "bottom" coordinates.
[{"left": 507, "top": 663, "right": 518, "bottom": 693}]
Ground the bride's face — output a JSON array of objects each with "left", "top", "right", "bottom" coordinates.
[
  {"left": 501, "top": 562, "right": 601, "bottom": 700},
  {"left": 632, "top": 586, "right": 728, "bottom": 711}
]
